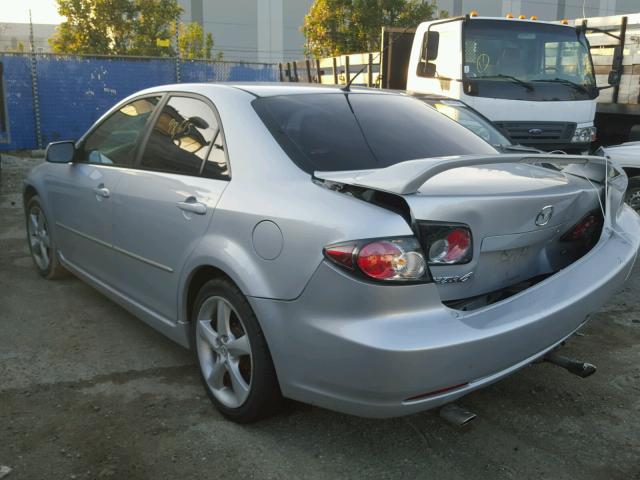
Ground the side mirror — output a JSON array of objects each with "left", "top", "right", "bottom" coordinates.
[
  {"left": 424, "top": 31, "right": 439, "bottom": 62},
  {"left": 608, "top": 70, "right": 621, "bottom": 86},
  {"left": 629, "top": 124, "right": 640, "bottom": 142},
  {"left": 45, "top": 141, "right": 76, "bottom": 163},
  {"left": 418, "top": 62, "right": 437, "bottom": 77}
]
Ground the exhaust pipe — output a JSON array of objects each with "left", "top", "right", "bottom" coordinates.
[
  {"left": 544, "top": 352, "right": 597, "bottom": 378},
  {"left": 438, "top": 403, "right": 476, "bottom": 427}
]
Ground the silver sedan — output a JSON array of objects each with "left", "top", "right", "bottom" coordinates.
[{"left": 24, "top": 83, "right": 640, "bottom": 422}]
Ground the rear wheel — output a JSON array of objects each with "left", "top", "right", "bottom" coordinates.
[
  {"left": 192, "top": 278, "right": 282, "bottom": 423},
  {"left": 25, "top": 195, "right": 66, "bottom": 279},
  {"left": 625, "top": 177, "right": 640, "bottom": 213}
]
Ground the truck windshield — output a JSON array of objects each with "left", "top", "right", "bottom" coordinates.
[
  {"left": 463, "top": 20, "right": 596, "bottom": 100},
  {"left": 252, "top": 92, "right": 497, "bottom": 174}
]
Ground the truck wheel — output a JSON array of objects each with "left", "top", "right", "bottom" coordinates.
[
  {"left": 191, "top": 278, "right": 282, "bottom": 423},
  {"left": 624, "top": 177, "right": 640, "bottom": 213}
]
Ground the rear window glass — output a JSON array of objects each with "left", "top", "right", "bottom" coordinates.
[{"left": 252, "top": 92, "right": 497, "bottom": 173}]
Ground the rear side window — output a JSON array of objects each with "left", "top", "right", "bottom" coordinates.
[
  {"left": 82, "top": 96, "right": 160, "bottom": 167},
  {"left": 141, "top": 96, "right": 224, "bottom": 177},
  {"left": 253, "top": 93, "right": 497, "bottom": 174}
]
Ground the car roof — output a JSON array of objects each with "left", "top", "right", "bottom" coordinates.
[
  {"left": 133, "top": 82, "right": 408, "bottom": 100},
  {"left": 226, "top": 82, "right": 399, "bottom": 97}
]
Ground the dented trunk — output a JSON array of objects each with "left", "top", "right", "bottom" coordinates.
[
  {"left": 315, "top": 154, "right": 626, "bottom": 309},
  {"left": 410, "top": 163, "right": 601, "bottom": 302}
]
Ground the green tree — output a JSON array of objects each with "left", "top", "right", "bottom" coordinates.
[
  {"left": 177, "top": 22, "right": 221, "bottom": 60},
  {"left": 50, "top": 0, "right": 182, "bottom": 56},
  {"left": 303, "top": 0, "right": 443, "bottom": 57}
]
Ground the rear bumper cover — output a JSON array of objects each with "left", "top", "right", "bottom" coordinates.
[{"left": 250, "top": 205, "right": 640, "bottom": 418}]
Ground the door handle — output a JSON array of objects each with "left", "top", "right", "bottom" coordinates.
[
  {"left": 93, "top": 186, "right": 110, "bottom": 199},
  {"left": 177, "top": 198, "right": 207, "bottom": 215}
]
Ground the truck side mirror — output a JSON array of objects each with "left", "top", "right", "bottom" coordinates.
[
  {"left": 424, "top": 31, "right": 439, "bottom": 62},
  {"left": 418, "top": 62, "right": 437, "bottom": 77},
  {"left": 608, "top": 70, "right": 621, "bottom": 86}
]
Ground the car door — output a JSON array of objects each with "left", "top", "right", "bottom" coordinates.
[
  {"left": 110, "top": 94, "right": 230, "bottom": 324},
  {"left": 49, "top": 95, "right": 162, "bottom": 284}
]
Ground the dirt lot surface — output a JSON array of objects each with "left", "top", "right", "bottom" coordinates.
[{"left": 1, "top": 153, "right": 639, "bottom": 480}]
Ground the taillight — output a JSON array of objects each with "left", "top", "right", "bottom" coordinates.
[
  {"left": 323, "top": 237, "right": 429, "bottom": 282},
  {"left": 419, "top": 223, "right": 473, "bottom": 265},
  {"left": 561, "top": 211, "right": 603, "bottom": 242}
]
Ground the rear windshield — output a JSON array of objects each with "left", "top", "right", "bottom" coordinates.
[{"left": 252, "top": 92, "right": 497, "bottom": 173}]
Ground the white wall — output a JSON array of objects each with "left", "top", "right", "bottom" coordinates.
[{"left": 178, "top": 0, "right": 312, "bottom": 62}]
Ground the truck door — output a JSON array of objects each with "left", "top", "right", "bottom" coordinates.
[{"left": 407, "top": 20, "right": 463, "bottom": 98}]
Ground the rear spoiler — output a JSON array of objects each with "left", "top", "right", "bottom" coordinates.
[
  {"left": 314, "top": 154, "right": 623, "bottom": 195},
  {"left": 314, "top": 153, "right": 627, "bottom": 229}
]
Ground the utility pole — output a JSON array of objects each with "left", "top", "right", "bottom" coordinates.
[
  {"left": 175, "top": 15, "right": 181, "bottom": 83},
  {"left": 28, "top": 9, "right": 43, "bottom": 150}
]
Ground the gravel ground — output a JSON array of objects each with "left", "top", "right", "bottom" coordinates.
[{"left": 1, "top": 153, "right": 639, "bottom": 480}]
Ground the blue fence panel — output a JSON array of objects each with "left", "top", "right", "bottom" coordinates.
[
  {"left": 1, "top": 54, "right": 36, "bottom": 150},
  {"left": 36, "top": 55, "right": 176, "bottom": 145},
  {"left": 180, "top": 61, "right": 278, "bottom": 83},
  {"left": 228, "top": 63, "right": 279, "bottom": 82},
  {"left": 180, "top": 60, "right": 222, "bottom": 82},
  {"left": 1, "top": 54, "right": 279, "bottom": 151}
]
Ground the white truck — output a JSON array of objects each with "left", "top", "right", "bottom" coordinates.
[
  {"left": 287, "top": 13, "right": 639, "bottom": 152},
  {"left": 405, "top": 15, "right": 598, "bottom": 153}
]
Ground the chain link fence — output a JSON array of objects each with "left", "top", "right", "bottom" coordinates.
[{"left": 0, "top": 53, "right": 279, "bottom": 151}]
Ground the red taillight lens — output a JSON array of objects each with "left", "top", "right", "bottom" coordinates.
[
  {"left": 323, "top": 237, "right": 429, "bottom": 282},
  {"left": 324, "top": 243, "right": 356, "bottom": 270},
  {"left": 357, "top": 241, "right": 403, "bottom": 279},
  {"left": 561, "top": 211, "right": 603, "bottom": 242},
  {"left": 420, "top": 223, "right": 473, "bottom": 265}
]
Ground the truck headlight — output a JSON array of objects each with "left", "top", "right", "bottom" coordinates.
[{"left": 571, "top": 126, "right": 596, "bottom": 143}]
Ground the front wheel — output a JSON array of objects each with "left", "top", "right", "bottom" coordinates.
[
  {"left": 192, "top": 278, "right": 282, "bottom": 423},
  {"left": 625, "top": 177, "right": 640, "bottom": 213},
  {"left": 25, "top": 195, "right": 67, "bottom": 279}
]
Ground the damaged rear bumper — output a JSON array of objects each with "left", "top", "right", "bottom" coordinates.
[{"left": 249, "top": 205, "right": 640, "bottom": 418}]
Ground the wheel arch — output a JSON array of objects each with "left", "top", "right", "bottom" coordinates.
[
  {"left": 23, "top": 183, "right": 39, "bottom": 207},
  {"left": 181, "top": 264, "right": 247, "bottom": 343}
]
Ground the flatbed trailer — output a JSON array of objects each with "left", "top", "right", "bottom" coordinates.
[{"left": 569, "top": 13, "right": 640, "bottom": 145}]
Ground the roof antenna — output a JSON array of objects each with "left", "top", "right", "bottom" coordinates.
[{"left": 341, "top": 55, "right": 377, "bottom": 92}]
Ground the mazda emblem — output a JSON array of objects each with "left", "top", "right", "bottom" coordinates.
[{"left": 535, "top": 205, "right": 554, "bottom": 226}]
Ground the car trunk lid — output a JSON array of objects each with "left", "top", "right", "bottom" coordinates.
[{"left": 315, "top": 154, "right": 626, "bottom": 303}]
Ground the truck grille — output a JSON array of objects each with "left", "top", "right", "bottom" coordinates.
[{"left": 494, "top": 121, "right": 576, "bottom": 144}]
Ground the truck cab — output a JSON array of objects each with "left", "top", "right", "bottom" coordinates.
[{"left": 406, "top": 16, "right": 598, "bottom": 153}]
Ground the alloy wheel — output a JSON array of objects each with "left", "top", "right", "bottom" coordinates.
[
  {"left": 196, "top": 296, "right": 253, "bottom": 408},
  {"left": 27, "top": 206, "right": 51, "bottom": 271}
]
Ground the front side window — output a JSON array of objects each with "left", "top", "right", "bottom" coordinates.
[
  {"left": 463, "top": 20, "right": 596, "bottom": 100},
  {"left": 253, "top": 92, "right": 497, "bottom": 174},
  {"left": 82, "top": 97, "right": 160, "bottom": 166},
  {"left": 141, "top": 96, "right": 225, "bottom": 177}
]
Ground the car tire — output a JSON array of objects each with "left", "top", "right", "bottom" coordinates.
[
  {"left": 25, "top": 195, "right": 67, "bottom": 279},
  {"left": 624, "top": 177, "right": 640, "bottom": 213},
  {"left": 191, "top": 278, "right": 282, "bottom": 423}
]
